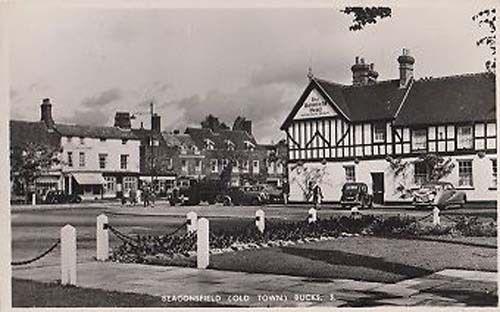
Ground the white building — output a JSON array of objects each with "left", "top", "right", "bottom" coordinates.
[
  {"left": 41, "top": 99, "right": 141, "bottom": 200},
  {"left": 281, "top": 49, "right": 497, "bottom": 204}
]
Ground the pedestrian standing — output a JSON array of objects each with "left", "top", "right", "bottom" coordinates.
[
  {"left": 313, "top": 183, "right": 323, "bottom": 210},
  {"left": 282, "top": 178, "right": 290, "bottom": 206},
  {"left": 129, "top": 188, "right": 137, "bottom": 206}
]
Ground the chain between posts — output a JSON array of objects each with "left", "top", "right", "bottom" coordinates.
[{"left": 11, "top": 239, "right": 61, "bottom": 266}]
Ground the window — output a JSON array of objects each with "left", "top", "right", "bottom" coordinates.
[
  {"left": 412, "top": 129, "right": 427, "bottom": 151},
  {"left": 414, "top": 162, "right": 428, "bottom": 185},
  {"left": 277, "top": 162, "right": 284, "bottom": 174},
  {"left": 195, "top": 160, "right": 202, "bottom": 172},
  {"left": 245, "top": 141, "right": 255, "bottom": 151},
  {"left": 167, "top": 158, "right": 173, "bottom": 169},
  {"left": 181, "top": 160, "right": 188, "bottom": 172},
  {"left": 267, "top": 159, "right": 275, "bottom": 174},
  {"left": 226, "top": 140, "right": 235, "bottom": 151},
  {"left": 180, "top": 145, "right": 187, "bottom": 154},
  {"left": 100, "top": 138, "right": 107, "bottom": 142},
  {"left": 121, "top": 139, "right": 127, "bottom": 145},
  {"left": 222, "top": 159, "right": 229, "bottom": 168},
  {"left": 210, "top": 159, "right": 218, "bottom": 173},
  {"left": 492, "top": 159, "right": 497, "bottom": 188},
  {"left": 98, "top": 153, "right": 107, "bottom": 169},
  {"left": 66, "top": 136, "right": 73, "bottom": 143},
  {"left": 79, "top": 152, "right": 85, "bottom": 167},
  {"left": 457, "top": 126, "right": 473, "bottom": 150},
  {"left": 242, "top": 160, "right": 250, "bottom": 173},
  {"left": 344, "top": 166, "right": 355, "bottom": 182},
  {"left": 120, "top": 154, "right": 128, "bottom": 170},
  {"left": 252, "top": 160, "right": 260, "bottom": 174},
  {"left": 233, "top": 160, "right": 240, "bottom": 173},
  {"left": 205, "top": 139, "right": 215, "bottom": 150},
  {"left": 373, "top": 124, "right": 386, "bottom": 143},
  {"left": 79, "top": 137, "right": 85, "bottom": 145},
  {"left": 67, "top": 152, "right": 73, "bottom": 167},
  {"left": 104, "top": 176, "right": 116, "bottom": 194},
  {"left": 458, "top": 160, "right": 473, "bottom": 187},
  {"left": 123, "top": 177, "right": 137, "bottom": 191}
]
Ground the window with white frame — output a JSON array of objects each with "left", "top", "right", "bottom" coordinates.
[
  {"left": 412, "top": 129, "right": 427, "bottom": 151},
  {"left": 276, "top": 162, "right": 284, "bottom": 174},
  {"left": 414, "top": 162, "right": 428, "bottom": 185},
  {"left": 233, "top": 160, "right": 240, "bottom": 173},
  {"left": 167, "top": 158, "right": 173, "bottom": 169},
  {"left": 104, "top": 176, "right": 116, "bottom": 194},
  {"left": 222, "top": 159, "right": 229, "bottom": 168},
  {"left": 491, "top": 159, "right": 497, "bottom": 188},
  {"left": 373, "top": 124, "right": 386, "bottom": 143},
  {"left": 123, "top": 177, "right": 137, "bottom": 191},
  {"left": 458, "top": 160, "right": 473, "bottom": 187},
  {"left": 181, "top": 160, "right": 188, "bottom": 172},
  {"left": 245, "top": 141, "right": 255, "bottom": 151},
  {"left": 210, "top": 159, "right": 218, "bottom": 173},
  {"left": 98, "top": 153, "right": 107, "bottom": 169},
  {"left": 67, "top": 152, "right": 73, "bottom": 167},
  {"left": 344, "top": 165, "right": 355, "bottom": 182},
  {"left": 226, "top": 140, "right": 235, "bottom": 151},
  {"left": 120, "top": 154, "right": 128, "bottom": 170},
  {"left": 267, "top": 159, "right": 275, "bottom": 174},
  {"left": 252, "top": 160, "right": 260, "bottom": 174},
  {"left": 79, "top": 152, "right": 85, "bottom": 167},
  {"left": 195, "top": 160, "right": 202, "bottom": 172},
  {"left": 242, "top": 160, "right": 250, "bottom": 173},
  {"left": 457, "top": 126, "right": 473, "bottom": 150},
  {"left": 205, "top": 139, "right": 215, "bottom": 150}
]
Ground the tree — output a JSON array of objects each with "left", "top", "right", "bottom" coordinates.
[
  {"left": 289, "top": 162, "right": 329, "bottom": 201},
  {"left": 10, "top": 142, "right": 61, "bottom": 198},
  {"left": 201, "top": 114, "right": 229, "bottom": 132},
  {"left": 341, "top": 6, "right": 392, "bottom": 31},
  {"left": 386, "top": 153, "right": 455, "bottom": 199},
  {"left": 472, "top": 8, "right": 496, "bottom": 72}
]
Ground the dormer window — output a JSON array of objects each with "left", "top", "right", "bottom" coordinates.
[
  {"left": 180, "top": 145, "right": 187, "bottom": 154},
  {"left": 244, "top": 141, "right": 255, "bottom": 151},
  {"left": 225, "top": 139, "right": 235, "bottom": 151},
  {"left": 205, "top": 139, "right": 215, "bottom": 150},
  {"left": 191, "top": 145, "right": 199, "bottom": 154}
]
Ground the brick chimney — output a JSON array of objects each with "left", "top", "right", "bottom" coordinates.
[
  {"left": 398, "top": 48, "right": 415, "bottom": 88},
  {"left": 151, "top": 113, "right": 161, "bottom": 133},
  {"left": 233, "top": 116, "right": 252, "bottom": 135},
  {"left": 114, "top": 112, "right": 132, "bottom": 129},
  {"left": 351, "top": 57, "right": 371, "bottom": 86},
  {"left": 367, "top": 63, "right": 379, "bottom": 84},
  {"left": 40, "top": 98, "right": 55, "bottom": 128}
]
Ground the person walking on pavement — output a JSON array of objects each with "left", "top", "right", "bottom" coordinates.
[
  {"left": 129, "top": 188, "right": 137, "bottom": 206},
  {"left": 282, "top": 178, "right": 290, "bottom": 206},
  {"left": 312, "top": 183, "right": 323, "bottom": 210}
]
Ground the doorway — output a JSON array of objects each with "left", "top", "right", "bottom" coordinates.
[{"left": 371, "top": 172, "right": 385, "bottom": 205}]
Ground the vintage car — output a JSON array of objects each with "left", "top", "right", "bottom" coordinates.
[
  {"left": 44, "top": 190, "right": 82, "bottom": 204},
  {"left": 221, "top": 186, "right": 267, "bottom": 206},
  {"left": 340, "top": 182, "right": 373, "bottom": 209},
  {"left": 412, "top": 181, "right": 467, "bottom": 209}
]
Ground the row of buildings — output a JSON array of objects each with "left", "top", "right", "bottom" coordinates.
[
  {"left": 10, "top": 100, "right": 287, "bottom": 201},
  {"left": 281, "top": 49, "right": 497, "bottom": 204}
]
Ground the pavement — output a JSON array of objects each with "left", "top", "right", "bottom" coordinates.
[{"left": 12, "top": 260, "right": 497, "bottom": 307}]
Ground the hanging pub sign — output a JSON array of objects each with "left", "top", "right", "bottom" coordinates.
[{"left": 294, "top": 89, "right": 337, "bottom": 120}]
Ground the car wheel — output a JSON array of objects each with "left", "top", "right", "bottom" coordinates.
[
  {"left": 223, "top": 196, "right": 232, "bottom": 206},
  {"left": 75, "top": 197, "right": 82, "bottom": 203},
  {"left": 460, "top": 196, "right": 467, "bottom": 209}
]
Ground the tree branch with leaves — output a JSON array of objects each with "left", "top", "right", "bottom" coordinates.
[{"left": 473, "top": 8, "right": 496, "bottom": 72}]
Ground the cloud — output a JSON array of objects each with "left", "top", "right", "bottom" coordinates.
[
  {"left": 81, "top": 88, "right": 122, "bottom": 108},
  {"left": 61, "top": 109, "right": 110, "bottom": 127}
]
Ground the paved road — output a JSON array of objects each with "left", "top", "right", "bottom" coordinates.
[{"left": 10, "top": 203, "right": 496, "bottom": 269}]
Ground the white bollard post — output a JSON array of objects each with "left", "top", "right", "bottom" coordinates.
[
  {"left": 96, "top": 214, "right": 109, "bottom": 261},
  {"left": 32, "top": 193, "right": 36, "bottom": 205},
  {"left": 61, "top": 224, "right": 77, "bottom": 286},
  {"left": 255, "top": 209, "right": 265, "bottom": 233},
  {"left": 197, "top": 218, "right": 209, "bottom": 269},
  {"left": 433, "top": 207, "right": 441, "bottom": 226},
  {"left": 308, "top": 208, "right": 317, "bottom": 223},
  {"left": 187, "top": 211, "right": 198, "bottom": 234}
]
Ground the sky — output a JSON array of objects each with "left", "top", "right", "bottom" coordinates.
[{"left": 7, "top": 1, "right": 494, "bottom": 143}]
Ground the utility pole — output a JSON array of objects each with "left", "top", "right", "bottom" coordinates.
[{"left": 149, "top": 102, "right": 155, "bottom": 193}]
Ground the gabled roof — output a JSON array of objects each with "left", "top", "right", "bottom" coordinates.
[
  {"left": 55, "top": 123, "right": 140, "bottom": 140},
  {"left": 281, "top": 72, "right": 495, "bottom": 129},
  {"left": 393, "top": 72, "right": 496, "bottom": 126},
  {"left": 10, "top": 120, "right": 61, "bottom": 149}
]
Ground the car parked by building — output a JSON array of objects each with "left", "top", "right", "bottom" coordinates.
[
  {"left": 412, "top": 181, "right": 467, "bottom": 209},
  {"left": 222, "top": 186, "right": 267, "bottom": 206},
  {"left": 340, "top": 182, "right": 373, "bottom": 209},
  {"left": 44, "top": 190, "right": 82, "bottom": 204}
]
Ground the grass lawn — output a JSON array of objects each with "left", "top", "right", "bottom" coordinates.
[
  {"left": 209, "top": 236, "right": 497, "bottom": 283},
  {"left": 12, "top": 278, "right": 232, "bottom": 307}
]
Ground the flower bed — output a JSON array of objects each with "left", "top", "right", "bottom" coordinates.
[{"left": 110, "top": 214, "right": 496, "bottom": 266}]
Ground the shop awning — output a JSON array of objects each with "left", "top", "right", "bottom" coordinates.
[{"left": 72, "top": 173, "right": 106, "bottom": 185}]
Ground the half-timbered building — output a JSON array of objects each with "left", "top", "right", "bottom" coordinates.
[{"left": 281, "top": 49, "right": 496, "bottom": 204}]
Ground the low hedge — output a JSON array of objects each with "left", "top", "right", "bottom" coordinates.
[{"left": 110, "top": 214, "right": 496, "bottom": 265}]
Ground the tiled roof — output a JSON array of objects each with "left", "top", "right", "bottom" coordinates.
[
  {"left": 282, "top": 72, "right": 495, "bottom": 129},
  {"left": 55, "top": 123, "right": 140, "bottom": 140},
  {"left": 393, "top": 72, "right": 496, "bottom": 126},
  {"left": 162, "top": 132, "right": 197, "bottom": 149},
  {"left": 10, "top": 120, "right": 61, "bottom": 148},
  {"left": 185, "top": 127, "right": 258, "bottom": 150}
]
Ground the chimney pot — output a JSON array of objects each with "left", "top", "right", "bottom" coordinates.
[
  {"left": 398, "top": 48, "right": 415, "bottom": 88},
  {"left": 151, "top": 113, "right": 161, "bottom": 133},
  {"left": 40, "top": 98, "right": 54, "bottom": 128}
]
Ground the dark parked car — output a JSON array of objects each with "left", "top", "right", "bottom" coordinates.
[
  {"left": 222, "top": 186, "right": 266, "bottom": 206},
  {"left": 44, "top": 190, "right": 82, "bottom": 204},
  {"left": 412, "top": 181, "right": 467, "bottom": 209},
  {"left": 340, "top": 182, "right": 373, "bottom": 209}
]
